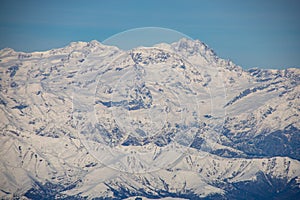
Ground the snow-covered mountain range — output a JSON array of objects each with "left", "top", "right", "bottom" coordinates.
[{"left": 0, "top": 38, "right": 299, "bottom": 199}]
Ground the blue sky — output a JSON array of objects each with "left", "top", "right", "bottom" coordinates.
[{"left": 0, "top": 0, "right": 299, "bottom": 69}]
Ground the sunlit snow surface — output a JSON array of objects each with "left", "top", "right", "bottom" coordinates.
[
  {"left": 0, "top": 38, "right": 300, "bottom": 199},
  {"left": 73, "top": 46, "right": 226, "bottom": 173}
]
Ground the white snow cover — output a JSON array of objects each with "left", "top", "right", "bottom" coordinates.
[{"left": 0, "top": 38, "right": 299, "bottom": 199}]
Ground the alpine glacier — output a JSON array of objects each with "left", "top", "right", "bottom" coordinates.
[{"left": 0, "top": 38, "right": 299, "bottom": 199}]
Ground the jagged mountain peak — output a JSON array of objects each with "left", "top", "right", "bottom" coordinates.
[
  {"left": 173, "top": 37, "right": 212, "bottom": 52},
  {"left": 0, "top": 48, "right": 16, "bottom": 57},
  {"left": 0, "top": 38, "right": 241, "bottom": 72},
  {"left": 0, "top": 37, "right": 300, "bottom": 199},
  {"left": 67, "top": 39, "right": 111, "bottom": 50},
  {"left": 0, "top": 40, "right": 120, "bottom": 61}
]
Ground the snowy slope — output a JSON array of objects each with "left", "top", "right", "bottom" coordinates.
[{"left": 0, "top": 39, "right": 299, "bottom": 199}]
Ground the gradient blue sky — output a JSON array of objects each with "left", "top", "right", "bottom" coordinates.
[{"left": 1, "top": 0, "right": 300, "bottom": 69}]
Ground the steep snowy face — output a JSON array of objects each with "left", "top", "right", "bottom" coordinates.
[
  {"left": 73, "top": 46, "right": 227, "bottom": 173},
  {"left": 0, "top": 38, "right": 300, "bottom": 199}
]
